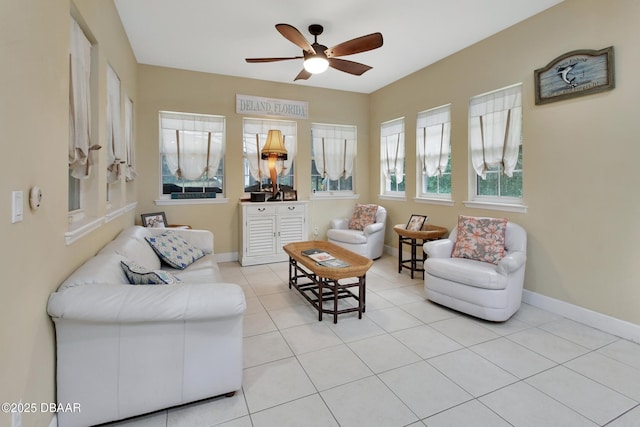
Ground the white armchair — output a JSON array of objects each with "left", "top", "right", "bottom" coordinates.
[
  {"left": 423, "top": 220, "right": 527, "bottom": 321},
  {"left": 327, "top": 205, "right": 386, "bottom": 259}
]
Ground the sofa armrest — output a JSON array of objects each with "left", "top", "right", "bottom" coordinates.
[
  {"left": 496, "top": 251, "right": 527, "bottom": 275},
  {"left": 423, "top": 239, "right": 454, "bottom": 258},
  {"left": 363, "top": 222, "right": 384, "bottom": 235},
  {"left": 329, "top": 218, "right": 349, "bottom": 230},
  {"left": 47, "top": 282, "right": 245, "bottom": 323}
]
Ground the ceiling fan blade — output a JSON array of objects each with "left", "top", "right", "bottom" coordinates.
[
  {"left": 326, "top": 32, "right": 383, "bottom": 58},
  {"left": 276, "top": 23, "right": 314, "bottom": 53},
  {"left": 294, "top": 69, "right": 312, "bottom": 81},
  {"left": 245, "top": 56, "right": 302, "bottom": 63},
  {"left": 328, "top": 58, "right": 372, "bottom": 76}
]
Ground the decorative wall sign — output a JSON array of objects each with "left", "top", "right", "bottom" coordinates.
[
  {"left": 236, "top": 94, "right": 308, "bottom": 119},
  {"left": 534, "top": 46, "right": 614, "bottom": 105}
]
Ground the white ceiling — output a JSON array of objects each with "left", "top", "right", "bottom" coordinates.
[{"left": 114, "top": 0, "right": 563, "bottom": 94}]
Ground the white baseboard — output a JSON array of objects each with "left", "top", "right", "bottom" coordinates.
[
  {"left": 522, "top": 290, "right": 640, "bottom": 344},
  {"left": 48, "top": 415, "right": 57, "bottom": 427},
  {"left": 215, "top": 251, "right": 238, "bottom": 263}
]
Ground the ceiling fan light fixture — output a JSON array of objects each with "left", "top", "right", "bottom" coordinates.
[{"left": 303, "top": 56, "right": 329, "bottom": 74}]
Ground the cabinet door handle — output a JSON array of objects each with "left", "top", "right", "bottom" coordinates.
[
  {"left": 258, "top": 207, "right": 266, "bottom": 212},
  {"left": 288, "top": 206, "right": 295, "bottom": 210}
]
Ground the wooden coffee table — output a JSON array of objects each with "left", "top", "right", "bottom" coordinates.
[{"left": 283, "top": 241, "right": 374, "bottom": 323}]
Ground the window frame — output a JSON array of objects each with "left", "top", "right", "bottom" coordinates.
[
  {"left": 465, "top": 83, "right": 527, "bottom": 213},
  {"left": 310, "top": 122, "right": 357, "bottom": 199},
  {"left": 157, "top": 111, "right": 226, "bottom": 204},
  {"left": 380, "top": 117, "right": 406, "bottom": 198},
  {"left": 416, "top": 104, "right": 452, "bottom": 202}
]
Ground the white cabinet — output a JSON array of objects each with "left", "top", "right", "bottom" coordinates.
[{"left": 239, "top": 201, "right": 308, "bottom": 266}]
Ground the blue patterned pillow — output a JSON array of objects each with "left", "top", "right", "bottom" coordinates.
[
  {"left": 120, "top": 259, "right": 180, "bottom": 285},
  {"left": 145, "top": 232, "right": 205, "bottom": 269}
]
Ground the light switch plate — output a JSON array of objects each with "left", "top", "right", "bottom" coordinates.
[{"left": 12, "top": 191, "right": 23, "bottom": 223}]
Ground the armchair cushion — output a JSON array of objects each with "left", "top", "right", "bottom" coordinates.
[
  {"left": 348, "top": 203, "right": 378, "bottom": 231},
  {"left": 451, "top": 215, "right": 507, "bottom": 265},
  {"left": 425, "top": 258, "right": 507, "bottom": 290}
]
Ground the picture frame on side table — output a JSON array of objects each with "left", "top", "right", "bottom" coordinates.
[
  {"left": 283, "top": 190, "right": 298, "bottom": 201},
  {"left": 141, "top": 212, "right": 167, "bottom": 228},
  {"left": 406, "top": 214, "right": 428, "bottom": 231}
]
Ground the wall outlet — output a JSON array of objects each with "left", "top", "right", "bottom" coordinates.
[
  {"left": 313, "top": 226, "right": 319, "bottom": 238},
  {"left": 11, "top": 191, "right": 23, "bottom": 223}
]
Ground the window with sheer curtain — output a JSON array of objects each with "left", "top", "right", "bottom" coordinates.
[
  {"left": 469, "top": 83, "right": 523, "bottom": 201},
  {"left": 417, "top": 104, "right": 451, "bottom": 198},
  {"left": 242, "top": 118, "right": 296, "bottom": 193},
  {"left": 124, "top": 95, "right": 136, "bottom": 181},
  {"left": 380, "top": 118, "right": 405, "bottom": 195},
  {"left": 106, "top": 65, "right": 123, "bottom": 184},
  {"left": 68, "top": 17, "right": 94, "bottom": 212},
  {"left": 311, "top": 123, "right": 356, "bottom": 194},
  {"left": 159, "top": 111, "right": 225, "bottom": 197}
]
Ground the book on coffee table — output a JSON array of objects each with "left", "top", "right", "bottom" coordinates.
[
  {"left": 318, "top": 258, "right": 350, "bottom": 268},
  {"left": 306, "top": 251, "right": 335, "bottom": 262}
]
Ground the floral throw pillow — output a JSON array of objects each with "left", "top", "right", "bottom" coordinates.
[
  {"left": 451, "top": 215, "right": 507, "bottom": 264},
  {"left": 348, "top": 204, "right": 379, "bottom": 231},
  {"left": 145, "top": 232, "right": 205, "bottom": 269}
]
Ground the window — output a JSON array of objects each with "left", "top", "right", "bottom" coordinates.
[
  {"left": 311, "top": 123, "right": 356, "bottom": 195},
  {"left": 242, "top": 118, "right": 296, "bottom": 193},
  {"left": 468, "top": 84, "right": 523, "bottom": 206},
  {"left": 124, "top": 95, "right": 136, "bottom": 181},
  {"left": 159, "top": 111, "right": 225, "bottom": 198},
  {"left": 417, "top": 105, "right": 451, "bottom": 199},
  {"left": 106, "top": 64, "right": 123, "bottom": 185},
  {"left": 380, "top": 118, "right": 405, "bottom": 195},
  {"left": 68, "top": 17, "right": 96, "bottom": 216}
]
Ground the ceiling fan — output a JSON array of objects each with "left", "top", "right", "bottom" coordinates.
[{"left": 245, "top": 24, "right": 383, "bottom": 81}]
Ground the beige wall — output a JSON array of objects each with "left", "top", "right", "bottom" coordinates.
[
  {"left": 2, "top": 0, "right": 639, "bottom": 426},
  {"left": 0, "top": 1, "right": 137, "bottom": 426},
  {"left": 369, "top": 0, "right": 640, "bottom": 324},
  {"left": 136, "top": 66, "right": 370, "bottom": 253}
]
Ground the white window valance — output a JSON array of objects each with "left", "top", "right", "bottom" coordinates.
[
  {"left": 311, "top": 123, "right": 356, "bottom": 181},
  {"left": 417, "top": 105, "right": 451, "bottom": 178},
  {"left": 124, "top": 95, "right": 136, "bottom": 181},
  {"left": 106, "top": 65, "right": 123, "bottom": 184},
  {"left": 243, "top": 118, "right": 296, "bottom": 182},
  {"left": 160, "top": 111, "right": 225, "bottom": 181},
  {"left": 68, "top": 18, "right": 93, "bottom": 179},
  {"left": 469, "top": 84, "right": 522, "bottom": 179},
  {"left": 381, "top": 118, "right": 405, "bottom": 184}
]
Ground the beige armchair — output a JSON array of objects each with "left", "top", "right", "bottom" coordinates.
[
  {"left": 327, "top": 204, "right": 387, "bottom": 259},
  {"left": 423, "top": 218, "right": 527, "bottom": 321}
]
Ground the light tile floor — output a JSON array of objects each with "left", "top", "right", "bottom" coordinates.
[{"left": 105, "top": 254, "right": 640, "bottom": 427}]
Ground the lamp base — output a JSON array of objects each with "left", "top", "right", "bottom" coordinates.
[{"left": 267, "top": 192, "right": 282, "bottom": 202}]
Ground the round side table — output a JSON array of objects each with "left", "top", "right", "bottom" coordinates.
[{"left": 393, "top": 224, "right": 448, "bottom": 279}]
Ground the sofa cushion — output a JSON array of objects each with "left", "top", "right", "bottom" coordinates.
[
  {"left": 326, "top": 228, "right": 368, "bottom": 245},
  {"left": 425, "top": 257, "right": 507, "bottom": 290},
  {"left": 121, "top": 259, "right": 180, "bottom": 285},
  {"left": 451, "top": 215, "right": 507, "bottom": 265},
  {"left": 145, "top": 232, "right": 205, "bottom": 269},
  {"left": 99, "top": 232, "right": 162, "bottom": 270},
  {"left": 348, "top": 203, "right": 378, "bottom": 231}
]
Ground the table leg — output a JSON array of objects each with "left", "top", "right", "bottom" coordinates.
[
  {"left": 398, "top": 234, "right": 402, "bottom": 273},
  {"left": 317, "top": 279, "right": 324, "bottom": 322},
  {"left": 410, "top": 238, "right": 417, "bottom": 279},
  {"left": 333, "top": 281, "right": 339, "bottom": 324}
]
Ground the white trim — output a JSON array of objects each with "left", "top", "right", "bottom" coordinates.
[
  {"left": 105, "top": 201, "right": 137, "bottom": 223},
  {"left": 414, "top": 197, "right": 455, "bottom": 207},
  {"left": 379, "top": 194, "right": 407, "bottom": 202},
  {"left": 522, "top": 290, "right": 640, "bottom": 344},
  {"left": 311, "top": 192, "right": 360, "bottom": 200},
  {"left": 463, "top": 200, "right": 527, "bottom": 213},
  {"left": 155, "top": 197, "right": 229, "bottom": 206},
  {"left": 65, "top": 216, "right": 104, "bottom": 245}
]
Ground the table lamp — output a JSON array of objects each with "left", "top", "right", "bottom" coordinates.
[{"left": 261, "top": 129, "right": 288, "bottom": 200}]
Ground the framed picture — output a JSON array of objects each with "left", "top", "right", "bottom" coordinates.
[
  {"left": 534, "top": 46, "right": 615, "bottom": 105},
  {"left": 282, "top": 190, "right": 297, "bottom": 201},
  {"left": 141, "top": 212, "right": 167, "bottom": 228},
  {"left": 406, "top": 214, "right": 428, "bottom": 231}
]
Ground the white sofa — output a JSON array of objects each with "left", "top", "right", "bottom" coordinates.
[{"left": 47, "top": 226, "right": 246, "bottom": 427}]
